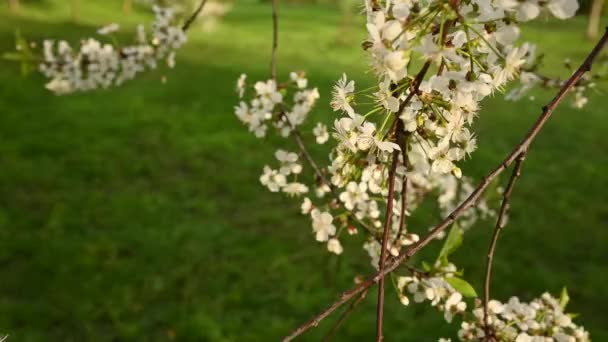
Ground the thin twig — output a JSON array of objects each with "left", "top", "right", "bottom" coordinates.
[
  {"left": 277, "top": 105, "right": 333, "bottom": 189},
  {"left": 383, "top": 60, "right": 432, "bottom": 141},
  {"left": 292, "top": 128, "right": 332, "bottom": 188},
  {"left": 268, "top": 0, "right": 331, "bottom": 189},
  {"left": 281, "top": 28, "right": 608, "bottom": 342},
  {"left": 271, "top": 0, "right": 278, "bottom": 81},
  {"left": 181, "top": 0, "right": 209, "bottom": 31},
  {"left": 482, "top": 153, "right": 525, "bottom": 338},
  {"left": 395, "top": 132, "right": 410, "bottom": 244},
  {"left": 322, "top": 290, "right": 368, "bottom": 341},
  {"left": 376, "top": 146, "right": 400, "bottom": 341}
]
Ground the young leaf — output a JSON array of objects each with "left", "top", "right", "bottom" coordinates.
[
  {"left": 10, "top": 30, "right": 36, "bottom": 77},
  {"left": 560, "top": 287, "right": 570, "bottom": 309},
  {"left": 437, "top": 224, "right": 463, "bottom": 265},
  {"left": 422, "top": 261, "right": 432, "bottom": 272},
  {"left": 2, "top": 52, "right": 23, "bottom": 61},
  {"left": 445, "top": 276, "right": 478, "bottom": 298}
]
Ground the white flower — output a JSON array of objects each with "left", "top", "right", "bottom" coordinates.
[
  {"left": 548, "top": 0, "right": 579, "bottom": 19},
  {"left": 515, "top": 333, "right": 533, "bottom": 342},
  {"left": 39, "top": 8, "right": 187, "bottom": 95},
  {"left": 356, "top": 122, "right": 377, "bottom": 151},
  {"left": 275, "top": 149, "right": 302, "bottom": 175},
  {"left": 393, "top": 1, "right": 411, "bottom": 21},
  {"left": 97, "top": 23, "right": 120, "bottom": 35},
  {"left": 517, "top": 0, "right": 578, "bottom": 21},
  {"left": 236, "top": 73, "right": 247, "bottom": 98},
  {"left": 45, "top": 78, "right": 71, "bottom": 95},
  {"left": 313, "top": 122, "right": 329, "bottom": 144},
  {"left": 167, "top": 51, "right": 176, "bottom": 68},
  {"left": 310, "top": 209, "right": 336, "bottom": 242},
  {"left": 399, "top": 294, "right": 410, "bottom": 306},
  {"left": 444, "top": 292, "right": 467, "bottom": 323},
  {"left": 331, "top": 73, "right": 356, "bottom": 117},
  {"left": 340, "top": 182, "right": 369, "bottom": 210},
  {"left": 315, "top": 183, "right": 331, "bottom": 198},
  {"left": 375, "top": 78, "right": 400, "bottom": 113},
  {"left": 573, "top": 90, "right": 588, "bottom": 108},
  {"left": 290, "top": 71, "right": 308, "bottom": 89},
  {"left": 493, "top": 46, "right": 527, "bottom": 87},
  {"left": 375, "top": 138, "right": 401, "bottom": 153},
  {"left": 260, "top": 166, "right": 286, "bottom": 192},
  {"left": 429, "top": 140, "right": 463, "bottom": 174},
  {"left": 283, "top": 182, "right": 309, "bottom": 196},
  {"left": 384, "top": 50, "right": 408, "bottom": 81},
  {"left": 333, "top": 116, "right": 362, "bottom": 152},
  {"left": 301, "top": 197, "right": 313, "bottom": 214},
  {"left": 255, "top": 79, "right": 282, "bottom": 104},
  {"left": 327, "top": 238, "right": 343, "bottom": 254}
]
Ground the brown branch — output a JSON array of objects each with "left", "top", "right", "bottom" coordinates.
[
  {"left": 401, "top": 60, "right": 432, "bottom": 112},
  {"left": 292, "top": 128, "right": 333, "bottom": 188},
  {"left": 382, "top": 59, "right": 432, "bottom": 141},
  {"left": 181, "top": 0, "right": 209, "bottom": 31},
  {"left": 395, "top": 133, "right": 410, "bottom": 244},
  {"left": 282, "top": 28, "right": 608, "bottom": 342},
  {"left": 268, "top": 0, "right": 331, "bottom": 189},
  {"left": 376, "top": 144, "right": 400, "bottom": 341},
  {"left": 482, "top": 153, "right": 525, "bottom": 338},
  {"left": 322, "top": 290, "right": 368, "bottom": 341}
]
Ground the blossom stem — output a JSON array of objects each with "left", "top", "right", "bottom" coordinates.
[
  {"left": 181, "top": 0, "right": 209, "bottom": 31},
  {"left": 465, "top": 24, "right": 505, "bottom": 59},
  {"left": 483, "top": 153, "right": 525, "bottom": 338}
]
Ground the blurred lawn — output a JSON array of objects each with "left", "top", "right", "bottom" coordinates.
[{"left": 0, "top": 1, "right": 607, "bottom": 341}]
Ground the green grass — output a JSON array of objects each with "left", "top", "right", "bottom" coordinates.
[{"left": 0, "top": 1, "right": 607, "bottom": 341}]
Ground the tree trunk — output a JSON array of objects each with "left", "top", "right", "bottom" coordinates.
[
  {"left": 122, "top": 0, "right": 132, "bottom": 14},
  {"left": 8, "top": 0, "right": 19, "bottom": 13},
  {"left": 70, "top": 0, "right": 80, "bottom": 23},
  {"left": 587, "top": 0, "right": 604, "bottom": 39}
]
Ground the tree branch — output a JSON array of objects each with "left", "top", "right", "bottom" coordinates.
[
  {"left": 376, "top": 144, "right": 400, "bottom": 341},
  {"left": 292, "top": 127, "right": 332, "bottom": 188},
  {"left": 267, "top": 0, "right": 331, "bottom": 189},
  {"left": 281, "top": 28, "right": 608, "bottom": 342},
  {"left": 181, "top": 0, "right": 209, "bottom": 31},
  {"left": 322, "top": 290, "right": 368, "bottom": 341},
  {"left": 271, "top": 0, "right": 278, "bottom": 81},
  {"left": 482, "top": 153, "right": 525, "bottom": 338},
  {"left": 395, "top": 133, "right": 410, "bottom": 245}
]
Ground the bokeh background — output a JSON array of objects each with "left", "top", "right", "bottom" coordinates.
[{"left": 0, "top": 0, "right": 607, "bottom": 340}]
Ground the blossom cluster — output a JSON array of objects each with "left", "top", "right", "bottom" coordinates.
[
  {"left": 507, "top": 63, "right": 601, "bottom": 109},
  {"left": 235, "top": 72, "right": 320, "bottom": 138},
  {"left": 260, "top": 149, "right": 309, "bottom": 197},
  {"left": 397, "top": 263, "right": 468, "bottom": 323},
  {"left": 35, "top": 6, "right": 186, "bottom": 94},
  {"left": 453, "top": 292, "right": 589, "bottom": 341},
  {"left": 233, "top": 0, "right": 592, "bottom": 338}
]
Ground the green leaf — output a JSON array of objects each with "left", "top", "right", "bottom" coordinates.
[
  {"left": 14, "top": 29, "right": 36, "bottom": 77},
  {"left": 422, "top": 261, "right": 432, "bottom": 272},
  {"left": 560, "top": 287, "right": 570, "bottom": 309},
  {"left": 2, "top": 52, "right": 23, "bottom": 61},
  {"left": 445, "top": 277, "right": 477, "bottom": 298},
  {"left": 437, "top": 224, "right": 463, "bottom": 265}
]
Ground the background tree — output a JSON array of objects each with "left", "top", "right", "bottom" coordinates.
[
  {"left": 7, "top": 0, "right": 18, "bottom": 12},
  {"left": 587, "top": 0, "right": 604, "bottom": 38}
]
